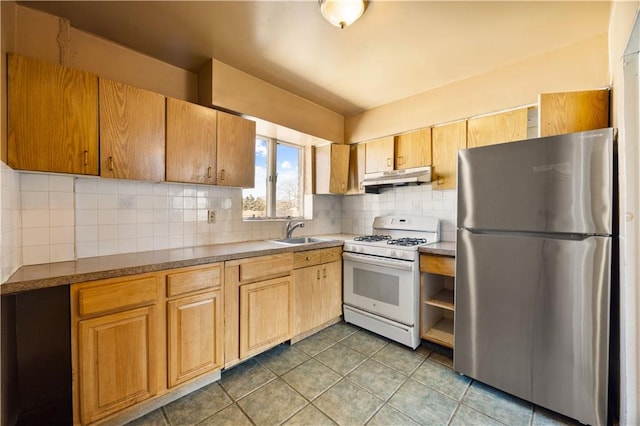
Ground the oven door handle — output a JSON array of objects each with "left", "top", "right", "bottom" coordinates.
[{"left": 343, "top": 252, "right": 415, "bottom": 271}]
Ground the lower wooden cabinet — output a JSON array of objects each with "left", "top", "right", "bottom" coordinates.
[
  {"left": 167, "top": 290, "right": 223, "bottom": 387},
  {"left": 224, "top": 253, "right": 294, "bottom": 367},
  {"left": 239, "top": 276, "right": 292, "bottom": 359},
  {"left": 71, "top": 263, "right": 224, "bottom": 425},
  {"left": 78, "top": 305, "right": 158, "bottom": 424},
  {"left": 292, "top": 247, "right": 342, "bottom": 337}
]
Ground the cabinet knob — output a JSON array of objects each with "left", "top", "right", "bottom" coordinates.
[{"left": 305, "top": 256, "right": 310, "bottom": 261}]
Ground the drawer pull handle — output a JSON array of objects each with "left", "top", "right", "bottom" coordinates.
[
  {"left": 317, "top": 270, "right": 320, "bottom": 280},
  {"left": 84, "top": 150, "right": 88, "bottom": 166},
  {"left": 208, "top": 166, "right": 212, "bottom": 178},
  {"left": 108, "top": 156, "right": 114, "bottom": 171}
]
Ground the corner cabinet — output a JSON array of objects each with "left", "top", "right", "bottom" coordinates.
[
  {"left": 315, "top": 144, "right": 350, "bottom": 194},
  {"left": 71, "top": 274, "right": 163, "bottom": 425},
  {"left": 71, "top": 264, "right": 224, "bottom": 425},
  {"left": 292, "top": 247, "right": 343, "bottom": 339},
  {"left": 8, "top": 53, "right": 99, "bottom": 175},
  {"left": 216, "top": 111, "right": 256, "bottom": 188},
  {"left": 224, "top": 253, "right": 293, "bottom": 367},
  {"left": 420, "top": 254, "right": 455, "bottom": 348},
  {"left": 99, "top": 78, "right": 166, "bottom": 182}
]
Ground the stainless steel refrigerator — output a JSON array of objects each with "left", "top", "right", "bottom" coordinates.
[{"left": 454, "top": 128, "right": 614, "bottom": 426}]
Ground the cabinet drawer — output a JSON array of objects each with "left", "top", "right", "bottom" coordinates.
[
  {"left": 167, "top": 264, "right": 221, "bottom": 297},
  {"left": 420, "top": 255, "right": 455, "bottom": 277},
  {"left": 293, "top": 250, "right": 323, "bottom": 269},
  {"left": 294, "top": 247, "right": 342, "bottom": 269},
  {"left": 321, "top": 247, "right": 342, "bottom": 263},
  {"left": 78, "top": 276, "right": 158, "bottom": 317},
  {"left": 230, "top": 253, "right": 292, "bottom": 283}
]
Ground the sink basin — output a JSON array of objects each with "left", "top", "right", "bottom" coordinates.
[{"left": 270, "top": 237, "right": 328, "bottom": 245}]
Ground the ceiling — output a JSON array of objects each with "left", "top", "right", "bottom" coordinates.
[{"left": 20, "top": 1, "right": 611, "bottom": 116}]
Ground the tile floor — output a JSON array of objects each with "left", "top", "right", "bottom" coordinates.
[{"left": 128, "top": 322, "right": 580, "bottom": 426}]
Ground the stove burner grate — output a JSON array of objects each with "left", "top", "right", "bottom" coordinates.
[
  {"left": 387, "top": 237, "right": 428, "bottom": 247},
  {"left": 354, "top": 234, "right": 392, "bottom": 242}
]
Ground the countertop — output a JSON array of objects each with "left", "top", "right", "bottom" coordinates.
[
  {"left": 419, "top": 241, "right": 456, "bottom": 257},
  {"left": 1, "top": 234, "right": 356, "bottom": 295}
]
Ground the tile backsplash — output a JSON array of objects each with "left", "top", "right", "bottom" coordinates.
[
  {"left": 2, "top": 166, "right": 455, "bottom": 276},
  {"left": 341, "top": 184, "right": 457, "bottom": 242},
  {"left": 1, "top": 162, "right": 21, "bottom": 282}
]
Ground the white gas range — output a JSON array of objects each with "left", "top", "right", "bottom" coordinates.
[{"left": 342, "top": 215, "right": 440, "bottom": 349}]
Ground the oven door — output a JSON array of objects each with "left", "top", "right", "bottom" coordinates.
[{"left": 343, "top": 252, "right": 417, "bottom": 326}]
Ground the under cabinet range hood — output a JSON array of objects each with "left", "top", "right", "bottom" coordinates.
[{"left": 361, "top": 166, "right": 432, "bottom": 193}]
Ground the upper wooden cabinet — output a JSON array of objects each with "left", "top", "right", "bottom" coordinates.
[
  {"left": 364, "top": 136, "right": 395, "bottom": 173},
  {"left": 166, "top": 98, "right": 217, "bottom": 185},
  {"left": 395, "top": 128, "right": 432, "bottom": 170},
  {"left": 8, "top": 53, "right": 99, "bottom": 175},
  {"left": 346, "top": 143, "right": 366, "bottom": 195},
  {"left": 539, "top": 89, "right": 609, "bottom": 137},
  {"left": 100, "top": 78, "right": 166, "bottom": 182},
  {"left": 432, "top": 121, "right": 467, "bottom": 190},
  {"left": 216, "top": 111, "right": 256, "bottom": 188},
  {"left": 467, "top": 108, "right": 529, "bottom": 149},
  {"left": 315, "top": 144, "right": 350, "bottom": 194}
]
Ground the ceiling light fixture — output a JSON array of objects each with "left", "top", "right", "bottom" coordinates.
[{"left": 319, "top": 0, "right": 368, "bottom": 29}]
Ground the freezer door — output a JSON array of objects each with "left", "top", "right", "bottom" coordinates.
[
  {"left": 457, "top": 128, "right": 613, "bottom": 235},
  {"left": 454, "top": 230, "right": 611, "bottom": 426}
]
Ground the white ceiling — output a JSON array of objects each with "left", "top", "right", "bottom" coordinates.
[{"left": 20, "top": 1, "right": 611, "bottom": 116}]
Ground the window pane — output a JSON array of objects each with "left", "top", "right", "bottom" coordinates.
[
  {"left": 275, "top": 143, "right": 301, "bottom": 218},
  {"left": 242, "top": 138, "right": 268, "bottom": 219}
]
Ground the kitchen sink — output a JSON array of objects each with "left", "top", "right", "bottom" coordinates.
[{"left": 270, "top": 237, "right": 328, "bottom": 245}]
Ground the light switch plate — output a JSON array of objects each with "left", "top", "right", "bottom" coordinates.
[{"left": 207, "top": 211, "right": 216, "bottom": 223}]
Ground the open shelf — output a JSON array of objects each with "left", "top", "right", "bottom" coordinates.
[
  {"left": 425, "top": 289, "right": 454, "bottom": 311},
  {"left": 422, "top": 317, "right": 454, "bottom": 348}
]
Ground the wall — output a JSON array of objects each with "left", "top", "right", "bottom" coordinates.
[
  {"left": 345, "top": 34, "right": 609, "bottom": 143},
  {"left": 341, "top": 186, "right": 457, "bottom": 242},
  {"left": 608, "top": 1, "right": 640, "bottom": 424}
]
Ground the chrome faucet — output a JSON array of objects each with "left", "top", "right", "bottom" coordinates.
[{"left": 285, "top": 220, "right": 304, "bottom": 238}]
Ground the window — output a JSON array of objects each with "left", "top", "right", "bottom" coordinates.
[{"left": 243, "top": 137, "right": 303, "bottom": 219}]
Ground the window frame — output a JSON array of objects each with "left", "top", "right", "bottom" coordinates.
[{"left": 244, "top": 136, "right": 304, "bottom": 220}]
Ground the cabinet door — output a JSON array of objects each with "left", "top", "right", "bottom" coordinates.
[
  {"left": 216, "top": 111, "right": 256, "bottom": 187},
  {"left": 395, "top": 128, "right": 432, "bottom": 170},
  {"left": 467, "top": 108, "right": 528, "bottom": 149},
  {"left": 432, "top": 121, "right": 467, "bottom": 190},
  {"left": 168, "top": 291, "right": 223, "bottom": 387},
  {"left": 292, "top": 266, "right": 322, "bottom": 336},
  {"left": 364, "top": 136, "right": 394, "bottom": 173},
  {"left": 315, "top": 144, "right": 350, "bottom": 194},
  {"left": 99, "top": 78, "right": 166, "bottom": 181},
  {"left": 78, "top": 306, "right": 157, "bottom": 424},
  {"left": 539, "top": 89, "right": 609, "bottom": 137},
  {"left": 321, "top": 261, "right": 343, "bottom": 323},
  {"left": 239, "top": 276, "right": 292, "bottom": 359},
  {"left": 166, "top": 98, "right": 217, "bottom": 184},
  {"left": 8, "top": 53, "right": 98, "bottom": 175},
  {"left": 346, "top": 143, "right": 366, "bottom": 195}
]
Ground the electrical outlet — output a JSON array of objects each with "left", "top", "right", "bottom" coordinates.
[{"left": 207, "top": 210, "right": 216, "bottom": 223}]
